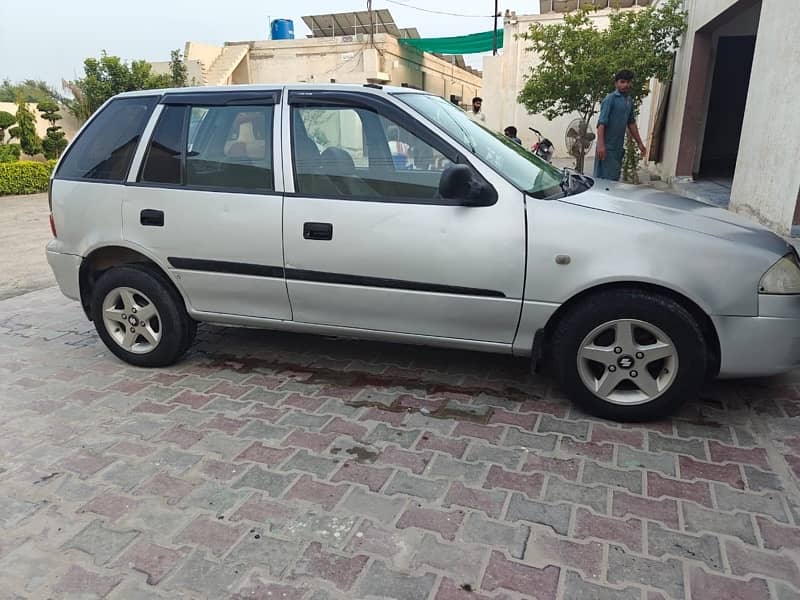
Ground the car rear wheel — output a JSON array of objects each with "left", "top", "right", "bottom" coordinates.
[
  {"left": 91, "top": 265, "right": 194, "bottom": 367},
  {"left": 551, "top": 289, "right": 707, "bottom": 421}
]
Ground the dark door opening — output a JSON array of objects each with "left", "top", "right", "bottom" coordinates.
[{"left": 698, "top": 35, "right": 756, "bottom": 178}]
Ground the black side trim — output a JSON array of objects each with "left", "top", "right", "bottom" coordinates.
[
  {"left": 168, "top": 257, "right": 284, "bottom": 278},
  {"left": 167, "top": 258, "right": 506, "bottom": 298},
  {"left": 161, "top": 90, "right": 281, "bottom": 106},
  {"left": 285, "top": 268, "right": 506, "bottom": 298}
]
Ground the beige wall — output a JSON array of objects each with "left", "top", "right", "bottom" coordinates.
[
  {"left": 0, "top": 102, "right": 80, "bottom": 150},
  {"left": 729, "top": 1, "right": 800, "bottom": 234},
  {"left": 191, "top": 33, "right": 481, "bottom": 101},
  {"left": 185, "top": 41, "right": 223, "bottom": 79},
  {"left": 482, "top": 10, "right": 653, "bottom": 159},
  {"left": 150, "top": 60, "right": 205, "bottom": 86}
]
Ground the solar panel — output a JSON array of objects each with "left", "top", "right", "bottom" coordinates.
[{"left": 301, "top": 10, "right": 402, "bottom": 38}]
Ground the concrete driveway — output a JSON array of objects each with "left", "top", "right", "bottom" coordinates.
[
  {"left": 0, "top": 193, "right": 55, "bottom": 300},
  {"left": 0, "top": 192, "right": 799, "bottom": 599}
]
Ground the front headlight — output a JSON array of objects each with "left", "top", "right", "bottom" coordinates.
[{"left": 759, "top": 252, "right": 800, "bottom": 294}]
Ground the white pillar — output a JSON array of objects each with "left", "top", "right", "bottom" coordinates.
[{"left": 729, "top": 1, "right": 800, "bottom": 235}]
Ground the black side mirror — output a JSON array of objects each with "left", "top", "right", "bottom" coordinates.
[{"left": 438, "top": 164, "right": 497, "bottom": 206}]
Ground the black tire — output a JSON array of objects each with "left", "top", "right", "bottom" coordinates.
[
  {"left": 90, "top": 264, "right": 193, "bottom": 368},
  {"left": 551, "top": 289, "right": 707, "bottom": 421}
]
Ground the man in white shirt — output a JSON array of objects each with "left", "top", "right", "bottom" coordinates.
[{"left": 468, "top": 96, "right": 485, "bottom": 123}]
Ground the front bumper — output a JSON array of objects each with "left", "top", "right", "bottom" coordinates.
[
  {"left": 46, "top": 243, "right": 81, "bottom": 301},
  {"left": 714, "top": 294, "right": 800, "bottom": 378}
]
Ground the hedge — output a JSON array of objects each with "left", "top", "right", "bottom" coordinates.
[
  {"left": 0, "top": 144, "right": 21, "bottom": 163},
  {"left": 0, "top": 160, "right": 57, "bottom": 195}
]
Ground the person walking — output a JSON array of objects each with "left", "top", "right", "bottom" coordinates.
[{"left": 594, "top": 70, "right": 647, "bottom": 181}]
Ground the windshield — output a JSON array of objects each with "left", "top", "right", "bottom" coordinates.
[{"left": 395, "top": 93, "right": 564, "bottom": 198}]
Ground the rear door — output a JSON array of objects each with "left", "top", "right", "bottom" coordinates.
[
  {"left": 123, "top": 90, "right": 291, "bottom": 320},
  {"left": 281, "top": 89, "right": 525, "bottom": 344}
]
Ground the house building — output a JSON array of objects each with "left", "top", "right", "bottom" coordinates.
[
  {"left": 162, "top": 10, "right": 482, "bottom": 108},
  {"left": 647, "top": 0, "right": 800, "bottom": 236}
]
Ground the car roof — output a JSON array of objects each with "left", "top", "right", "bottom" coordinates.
[{"left": 116, "top": 83, "right": 430, "bottom": 100}]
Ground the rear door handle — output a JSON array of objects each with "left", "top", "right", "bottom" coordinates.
[
  {"left": 140, "top": 209, "right": 164, "bottom": 227},
  {"left": 303, "top": 222, "right": 333, "bottom": 240}
]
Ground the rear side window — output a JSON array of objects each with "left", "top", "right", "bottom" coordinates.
[
  {"left": 186, "top": 106, "right": 273, "bottom": 191},
  {"left": 57, "top": 96, "right": 158, "bottom": 182},
  {"left": 138, "top": 104, "right": 274, "bottom": 191}
]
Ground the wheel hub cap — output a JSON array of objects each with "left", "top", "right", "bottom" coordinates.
[
  {"left": 101, "top": 287, "right": 161, "bottom": 354},
  {"left": 576, "top": 318, "right": 678, "bottom": 406}
]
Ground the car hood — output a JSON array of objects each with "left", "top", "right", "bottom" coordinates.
[{"left": 560, "top": 180, "right": 791, "bottom": 256}]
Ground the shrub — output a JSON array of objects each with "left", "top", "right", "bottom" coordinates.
[
  {"left": 0, "top": 111, "right": 15, "bottom": 143},
  {"left": 0, "top": 144, "right": 21, "bottom": 163},
  {"left": 0, "top": 160, "right": 56, "bottom": 195},
  {"left": 11, "top": 101, "right": 42, "bottom": 156}
]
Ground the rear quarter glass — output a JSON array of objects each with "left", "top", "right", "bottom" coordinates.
[{"left": 56, "top": 96, "right": 159, "bottom": 182}]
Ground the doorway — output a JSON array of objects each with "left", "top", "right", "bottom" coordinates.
[{"left": 698, "top": 35, "right": 756, "bottom": 178}]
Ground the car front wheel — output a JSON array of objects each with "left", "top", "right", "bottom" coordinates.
[{"left": 551, "top": 289, "right": 707, "bottom": 421}]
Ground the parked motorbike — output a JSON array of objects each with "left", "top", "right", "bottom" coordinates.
[{"left": 529, "top": 127, "right": 554, "bottom": 163}]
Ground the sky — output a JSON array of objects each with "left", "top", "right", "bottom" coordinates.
[{"left": 0, "top": 0, "right": 536, "bottom": 92}]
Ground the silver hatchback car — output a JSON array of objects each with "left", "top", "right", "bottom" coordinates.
[{"left": 46, "top": 84, "right": 800, "bottom": 421}]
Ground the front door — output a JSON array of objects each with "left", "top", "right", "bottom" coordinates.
[
  {"left": 123, "top": 91, "right": 292, "bottom": 320},
  {"left": 281, "top": 90, "right": 525, "bottom": 343}
]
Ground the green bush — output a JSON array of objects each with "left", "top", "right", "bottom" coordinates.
[
  {"left": 0, "top": 144, "right": 21, "bottom": 163},
  {"left": 0, "top": 160, "right": 56, "bottom": 195}
]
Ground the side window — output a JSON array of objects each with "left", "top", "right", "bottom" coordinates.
[
  {"left": 378, "top": 115, "right": 451, "bottom": 172},
  {"left": 186, "top": 106, "right": 273, "bottom": 191},
  {"left": 56, "top": 96, "right": 158, "bottom": 182},
  {"left": 299, "top": 108, "right": 368, "bottom": 167},
  {"left": 140, "top": 105, "right": 186, "bottom": 185},
  {"left": 292, "top": 105, "right": 453, "bottom": 201}
]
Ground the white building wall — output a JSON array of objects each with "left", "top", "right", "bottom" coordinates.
[{"left": 729, "top": 1, "right": 800, "bottom": 234}]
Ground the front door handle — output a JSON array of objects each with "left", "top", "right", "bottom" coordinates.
[
  {"left": 303, "top": 222, "right": 333, "bottom": 240},
  {"left": 140, "top": 209, "right": 164, "bottom": 227}
]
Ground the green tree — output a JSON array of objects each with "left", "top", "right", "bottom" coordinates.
[
  {"left": 65, "top": 50, "right": 188, "bottom": 121},
  {"left": 38, "top": 100, "right": 68, "bottom": 159},
  {"left": 9, "top": 100, "right": 41, "bottom": 157},
  {"left": 0, "top": 79, "right": 64, "bottom": 104},
  {"left": 0, "top": 111, "right": 15, "bottom": 143},
  {"left": 169, "top": 49, "right": 189, "bottom": 87},
  {"left": 517, "top": 0, "right": 687, "bottom": 173}
]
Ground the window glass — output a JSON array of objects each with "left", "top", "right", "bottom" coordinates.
[
  {"left": 56, "top": 96, "right": 158, "bottom": 182},
  {"left": 396, "top": 93, "right": 564, "bottom": 198},
  {"left": 187, "top": 107, "right": 209, "bottom": 149},
  {"left": 292, "top": 105, "right": 453, "bottom": 200},
  {"left": 186, "top": 106, "right": 273, "bottom": 191},
  {"left": 140, "top": 105, "right": 186, "bottom": 185}
]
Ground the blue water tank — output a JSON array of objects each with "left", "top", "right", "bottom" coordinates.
[{"left": 271, "top": 19, "right": 295, "bottom": 40}]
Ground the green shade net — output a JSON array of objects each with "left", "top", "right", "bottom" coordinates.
[{"left": 398, "top": 30, "right": 503, "bottom": 54}]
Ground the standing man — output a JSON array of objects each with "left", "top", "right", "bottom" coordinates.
[
  {"left": 468, "top": 96, "right": 485, "bottom": 123},
  {"left": 594, "top": 70, "right": 647, "bottom": 181}
]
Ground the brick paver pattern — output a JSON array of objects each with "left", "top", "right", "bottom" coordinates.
[{"left": 1, "top": 287, "right": 799, "bottom": 599}]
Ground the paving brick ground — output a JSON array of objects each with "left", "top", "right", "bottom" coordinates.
[{"left": 1, "top": 287, "right": 799, "bottom": 599}]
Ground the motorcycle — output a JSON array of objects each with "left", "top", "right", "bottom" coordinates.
[{"left": 529, "top": 127, "right": 554, "bottom": 163}]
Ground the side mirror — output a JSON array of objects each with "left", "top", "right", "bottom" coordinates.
[{"left": 438, "top": 164, "right": 497, "bottom": 206}]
